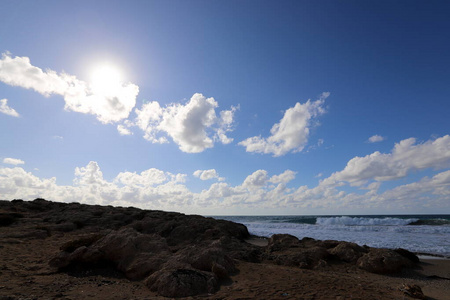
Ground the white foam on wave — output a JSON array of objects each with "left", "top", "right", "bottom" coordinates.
[{"left": 316, "top": 216, "right": 418, "bottom": 226}]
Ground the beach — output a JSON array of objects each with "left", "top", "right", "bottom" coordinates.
[{"left": 1, "top": 199, "right": 449, "bottom": 299}]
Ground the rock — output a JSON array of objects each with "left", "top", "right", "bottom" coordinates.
[
  {"left": 329, "top": 241, "right": 368, "bottom": 263},
  {"left": 394, "top": 248, "right": 420, "bottom": 263},
  {"left": 357, "top": 248, "right": 414, "bottom": 274},
  {"left": 399, "top": 284, "right": 425, "bottom": 299},
  {"left": 266, "top": 234, "right": 302, "bottom": 252},
  {"left": 0, "top": 212, "right": 23, "bottom": 226},
  {"left": 146, "top": 268, "right": 218, "bottom": 297},
  {"left": 59, "top": 233, "right": 104, "bottom": 252},
  {"left": 269, "top": 246, "right": 329, "bottom": 269},
  {"left": 187, "top": 246, "right": 236, "bottom": 279}
]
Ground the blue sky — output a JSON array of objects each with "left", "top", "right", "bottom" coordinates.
[{"left": 1, "top": 0, "right": 449, "bottom": 215}]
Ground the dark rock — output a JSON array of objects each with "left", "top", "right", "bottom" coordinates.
[
  {"left": 266, "top": 234, "right": 302, "bottom": 252},
  {"left": 329, "top": 241, "right": 368, "bottom": 263},
  {"left": 187, "top": 246, "right": 236, "bottom": 278},
  {"left": 268, "top": 246, "right": 329, "bottom": 269},
  {"left": 0, "top": 213, "right": 16, "bottom": 226},
  {"left": 399, "top": 284, "right": 425, "bottom": 299},
  {"left": 146, "top": 268, "right": 217, "bottom": 297},
  {"left": 0, "top": 212, "right": 23, "bottom": 226},
  {"left": 357, "top": 248, "right": 414, "bottom": 274},
  {"left": 394, "top": 248, "right": 420, "bottom": 263},
  {"left": 60, "top": 233, "right": 105, "bottom": 252}
]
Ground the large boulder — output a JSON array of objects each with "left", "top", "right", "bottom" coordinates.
[
  {"left": 264, "top": 235, "right": 329, "bottom": 269},
  {"left": 357, "top": 248, "right": 414, "bottom": 274},
  {"left": 50, "top": 228, "right": 172, "bottom": 280},
  {"left": 266, "top": 234, "right": 302, "bottom": 252},
  {"left": 329, "top": 241, "right": 368, "bottom": 263}
]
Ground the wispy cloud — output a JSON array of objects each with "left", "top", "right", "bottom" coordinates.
[
  {"left": 2, "top": 157, "right": 25, "bottom": 165},
  {"left": 368, "top": 135, "right": 385, "bottom": 143},
  {"left": 239, "top": 93, "right": 329, "bottom": 157},
  {"left": 193, "top": 169, "right": 224, "bottom": 181},
  {"left": 0, "top": 98, "right": 19, "bottom": 117}
]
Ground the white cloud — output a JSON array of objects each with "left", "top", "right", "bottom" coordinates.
[
  {"left": 269, "top": 170, "right": 296, "bottom": 184},
  {"left": 239, "top": 92, "right": 329, "bottom": 157},
  {"left": 193, "top": 169, "right": 224, "bottom": 181},
  {"left": 0, "top": 160, "right": 449, "bottom": 214},
  {"left": 0, "top": 53, "right": 139, "bottom": 123},
  {"left": 117, "top": 124, "right": 132, "bottom": 136},
  {"left": 0, "top": 53, "right": 239, "bottom": 153},
  {"left": 322, "top": 135, "right": 450, "bottom": 187},
  {"left": 3, "top": 158, "right": 25, "bottom": 165},
  {"left": 368, "top": 135, "right": 385, "bottom": 143},
  {"left": 242, "top": 170, "right": 269, "bottom": 189},
  {"left": 0, "top": 167, "right": 56, "bottom": 198},
  {"left": 0, "top": 98, "right": 20, "bottom": 117},
  {"left": 134, "top": 93, "right": 237, "bottom": 153}
]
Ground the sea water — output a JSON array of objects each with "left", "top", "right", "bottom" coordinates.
[{"left": 213, "top": 215, "right": 450, "bottom": 257}]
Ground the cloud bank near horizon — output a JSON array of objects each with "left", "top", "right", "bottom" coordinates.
[{"left": 1, "top": 135, "right": 449, "bottom": 213}]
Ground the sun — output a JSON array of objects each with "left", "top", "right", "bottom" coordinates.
[{"left": 89, "top": 63, "right": 123, "bottom": 95}]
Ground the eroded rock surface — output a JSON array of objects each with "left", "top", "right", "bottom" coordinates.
[{"left": 0, "top": 199, "right": 421, "bottom": 298}]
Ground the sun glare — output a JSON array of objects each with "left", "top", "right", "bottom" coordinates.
[{"left": 89, "top": 64, "right": 123, "bottom": 95}]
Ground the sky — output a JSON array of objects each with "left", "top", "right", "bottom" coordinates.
[{"left": 1, "top": 0, "right": 449, "bottom": 215}]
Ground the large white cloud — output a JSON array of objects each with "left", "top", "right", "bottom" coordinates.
[
  {"left": 0, "top": 98, "right": 20, "bottom": 117},
  {"left": 2, "top": 158, "right": 25, "bottom": 165},
  {"left": 0, "top": 53, "right": 139, "bottom": 123},
  {"left": 322, "top": 135, "right": 450, "bottom": 187},
  {"left": 239, "top": 92, "right": 328, "bottom": 157},
  {"left": 135, "top": 93, "right": 238, "bottom": 153}
]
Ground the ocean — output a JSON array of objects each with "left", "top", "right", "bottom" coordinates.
[{"left": 213, "top": 215, "right": 450, "bottom": 258}]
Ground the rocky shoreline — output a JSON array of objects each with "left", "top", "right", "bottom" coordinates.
[{"left": 1, "top": 199, "right": 448, "bottom": 299}]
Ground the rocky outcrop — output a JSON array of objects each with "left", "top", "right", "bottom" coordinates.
[
  {"left": 0, "top": 199, "right": 421, "bottom": 298},
  {"left": 261, "top": 234, "right": 418, "bottom": 274}
]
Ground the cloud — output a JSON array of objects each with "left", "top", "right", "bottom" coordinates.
[
  {"left": 117, "top": 124, "right": 132, "bottom": 136},
  {"left": 193, "top": 169, "right": 224, "bottom": 181},
  {"left": 242, "top": 170, "right": 269, "bottom": 189},
  {"left": 368, "top": 135, "right": 385, "bottom": 143},
  {"left": 134, "top": 93, "right": 237, "bottom": 153},
  {"left": 3, "top": 158, "right": 25, "bottom": 165},
  {"left": 239, "top": 92, "right": 329, "bottom": 157},
  {"left": 0, "top": 160, "right": 449, "bottom": 213},
  {"left": 0, "top": 98, "right": 20, "bottom": 117},
  {"left": 269, "top": 170, "right": 297, "bottom": 184},
  {"left": 0, "top": 167, "right": 56, "bottom": 198},
  {"left": 0, "top": 53, "right": 139, "bottom": 123},
  {"left": 322, "top": 135, "right": 450, "bottom": 187},
  {"left": 0, "top": 53, "right": 239, "bottom": 153}
]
